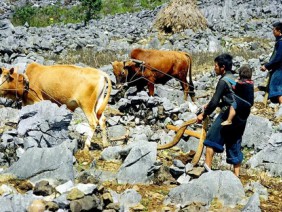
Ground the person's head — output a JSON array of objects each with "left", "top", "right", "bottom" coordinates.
[
  {"left": 238, "top": 64, "right": 253, "bottom": 80},
  {"left": 272, "top": 22, "right": 282, "bottom": 37},
  {"left": 214, "top": 53, "right": 233, "bottom": 75}
]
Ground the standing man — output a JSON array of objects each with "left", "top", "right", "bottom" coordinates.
[
  {"left": 197, "top": 54, "right": 253, "bottom": 177},
  {"left": 260, "top": 22, "right": 282, "bottom": 105}
]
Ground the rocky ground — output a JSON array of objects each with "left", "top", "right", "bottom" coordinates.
[{"left": 0, "top": 0, "right": 282, "bottom": 211}]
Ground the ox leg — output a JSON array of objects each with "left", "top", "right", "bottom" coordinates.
[
  {"left": 148, "top": 82, "right": 155, "bottom": 96},
  {"left": 182, "top": 83, "right": 189, "bottom": 101},
  {"left": 84, "top": 112, "right": 98, "bottom": 151},
  {"left": 98, "top": 113, "right": 109, "bottom": 148},
  {"left": 189, "top": 83, "right": 196, "bottom": 102}
]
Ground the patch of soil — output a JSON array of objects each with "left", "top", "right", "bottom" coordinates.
[
  {"left": 103, "top": 181, "right": 177, "bottom": 211},
  {"left": 252, "top": 102, "right": 281, "bottom": 125},
  {"left": 240, "top": 172, "right": 282, "bottom": 211}
]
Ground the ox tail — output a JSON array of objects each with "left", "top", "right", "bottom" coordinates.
[
  {"left": 185, "top": 53, "right": 195, "bottom": 101},
  {"left": 96, "top": 72, "right": 112, "bottom": 120}
]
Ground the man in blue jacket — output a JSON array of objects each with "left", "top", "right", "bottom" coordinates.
[{"left": 260, "top": 21, "right": 282, "bottom": 105}]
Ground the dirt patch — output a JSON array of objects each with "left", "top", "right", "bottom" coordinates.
[
  {"left": 240, "top": 171, "right": 282, "bottom": 211},
  {"left": 103, "top": 181, "right": 177, "bottom": 211}
]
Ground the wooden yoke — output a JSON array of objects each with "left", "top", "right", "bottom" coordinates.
[{"left": 157, "top": 117, "right": 209, "bottom": 165}]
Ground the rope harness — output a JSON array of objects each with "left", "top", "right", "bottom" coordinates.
[
  {"left": 120, "top": 59, "right": 195, "bottom": 94},
  {"left": 0, "top": 72, "right": 64, "bottom": 108},
  {"left": 0, "top": 72, "right": 29, "bottom": 108}
]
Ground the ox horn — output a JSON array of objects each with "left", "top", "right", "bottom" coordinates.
[{"left": 130, "top": 59, "right": 144, "bottom": 64}]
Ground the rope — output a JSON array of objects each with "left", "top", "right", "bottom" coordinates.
[
  {"left": 1, "top": 84, "right": 63, "bottom": 107},
  {"left": 126, "top": 75, "right": 195, "bottom": 94},
  {"left": 143, "top": 63, "right": 194, "bottom": 88},
  {"left": 0, "top": 76, "right": 9, "bottom": 87},
  {"left": 118, "top": 60, "right": 195, "bottom": 94},
  {"left": 29, "top": 84, "right": 64, "bottom": 106}
]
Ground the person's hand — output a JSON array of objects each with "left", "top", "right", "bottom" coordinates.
[
  {"left": 260, "top": 65, "right": 267, "bottom": 72},
  {"left": 197, "top": 113, "right": 204, "bottom": 123}
]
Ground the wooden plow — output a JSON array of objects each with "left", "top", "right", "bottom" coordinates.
[
  {"left": 263, "top": 74, "right": 271, "bottom": 107},
  {"left": 157, "top": 117, "right": 209, "bottom": 166}
]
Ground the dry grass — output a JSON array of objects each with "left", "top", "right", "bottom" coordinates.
[
  {"left": 154, "top": 0, "right": 207, "bottom": 33},
  {"left": 240, "top": 170, "right": 282, "bottom": 212},
  {"left": 46, "top": 48, "right": 126, "bottom": 68}
]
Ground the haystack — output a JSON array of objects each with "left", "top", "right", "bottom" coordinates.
[{"left": 154, "top": 0, "right": 207, "bottom": 33}]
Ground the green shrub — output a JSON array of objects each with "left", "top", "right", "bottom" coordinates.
[
  {"left": 12, "top": 4, "right": 85, "bottom": 27},
  {"left": 79, "top": 0, "right": 102, "bottom": 25},
  {"left": 11, "top": 0, "right": 169, "bottom": 27},
  {"left": 12, "top": 4, "right": 36, "bottom": 26},
  {"left": 101, "top": 0, "right": 168, "bottom": 15}
]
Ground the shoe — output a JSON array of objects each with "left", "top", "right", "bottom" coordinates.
[
  {"left": 258, "top": 85, "right": 267, "bottom": 92},
  {"left": 221, "top": 120, "right": 232, "bottom": 126},
  {"left": 204, "top": 163, "right": 212, "bottom": 172}
]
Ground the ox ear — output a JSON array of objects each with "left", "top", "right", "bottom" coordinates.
[{"left": 9, "top": 68, "right": 14, "bottom": 75}]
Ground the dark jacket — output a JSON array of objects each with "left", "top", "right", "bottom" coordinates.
[
  {"left": 235, "top": 79, "right": 254, "bottom": 106},
  {"left": 203, "top": 71, "right": 235, "bottom": 117},
  {"left": 265, "top": 36, "right": 282, "bottom": 71}
]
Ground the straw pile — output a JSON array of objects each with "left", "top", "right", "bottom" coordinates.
[{"left": 154, "top": 0, "right": 207, "bottom": 33}]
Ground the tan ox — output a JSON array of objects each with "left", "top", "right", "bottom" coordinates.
[
  {"left": 112, "top": 48, "right": 195, "bottom": 101},
  {"left": 0, "top": 63, "right": 112, "bottom": 150}
]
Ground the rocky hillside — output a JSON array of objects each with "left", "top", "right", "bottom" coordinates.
[{"left": 0, "top": 0, "right": 282, "bottom": 211}]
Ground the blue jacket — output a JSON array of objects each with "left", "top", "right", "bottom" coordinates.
[{"left": 265, "top": 36, "right": 282, "bottom": 71}]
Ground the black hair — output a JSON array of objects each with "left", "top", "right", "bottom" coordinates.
[
  {"left": 238, "top": 64, "right": 253, "bottom": 79},
  {"left": 273, "top": 22, "right": 282, "bottom": 33},
  {"left": 214, "top": 53, "right": 233, "bottom": 71}
]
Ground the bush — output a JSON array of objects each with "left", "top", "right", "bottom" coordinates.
[
  {"left": 101, "top": 0, "right": 168, "bottom": 15},
  {"left": 79, "top": 0, "right": 102, "bottom": 25},
  {"left": 11, "top": 0, "right": 169, "bottom": 27},
  {"left": 12, "top": 4, "right": 85, "bottom": 27},
  {"left": 12, "top": 4, "right": 36, "bottom": 26}
]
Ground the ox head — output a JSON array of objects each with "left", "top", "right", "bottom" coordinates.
[
  {"left": 0, "top": 67, "right": 15, "bottom": 95},
  {"left": 111, "top": 60, "right": 144, "bottom": 89},
  {"left": 111, "top": 61, "right": 129, "bottom": 88},
  {"left": 123, "top": 59, "right": 144, "bottom": 74}
]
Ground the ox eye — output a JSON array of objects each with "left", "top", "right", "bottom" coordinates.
[{"left": 121, "top": 71, "right": 125, "bottom": 75}]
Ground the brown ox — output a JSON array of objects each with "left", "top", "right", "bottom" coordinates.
[
  {"left": 112, "top": 48, "right": 195, "bottom": 101},
  {"left": 0, "top": 63, "right": 112, "bottom": 150}
]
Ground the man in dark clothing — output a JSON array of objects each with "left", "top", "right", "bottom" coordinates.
[
  {"left": 197, "top": 54, "right": 253, "bottom": 177},
  {"left": 260, "top": 21, "right": 282, "bottom": 105}
]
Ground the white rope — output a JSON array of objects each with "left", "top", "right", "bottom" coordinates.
[{"left": 143, "top": 63, "right": 194, "bottom": 88}]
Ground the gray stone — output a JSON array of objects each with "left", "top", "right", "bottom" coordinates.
[
  {"left": 242, "top": 115, "right": 272, "bottom": 151},
  {"left": 247, "top": 133, "right": 282, "bottom": 177},
  {"left": 242, "top": 192, "right": 261, "bottom": 212},
  {"left": 119, "top": 189, "right": 142, "bottom": 211},
  {"left": 165, "top": 171, "right": 245, "bottom": 208},
  {"left": 5, "top": 142, "right": 74, "bottom": 183},
  {"left": 117, "top": 141, "right": 157, "bottom": 184},
  {"left": 17, "top": 101, "right": 73, "bottom": 149}
]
